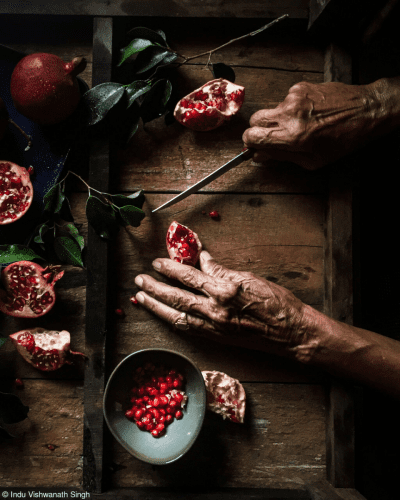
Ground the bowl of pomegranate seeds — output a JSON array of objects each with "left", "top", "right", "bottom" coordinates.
[{"left": 103, "top": 348, "right": 207, "bottom": 465}]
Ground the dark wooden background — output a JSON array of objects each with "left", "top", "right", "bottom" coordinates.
[{"left": 0, "top": 3, "right": 399, "bottom": 499}]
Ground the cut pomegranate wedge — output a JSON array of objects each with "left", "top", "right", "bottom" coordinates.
[
  {"left": 174, "top": 78, "right": 245, "bottom": 132},
  {"left": 9, "top": 328, "right": 86, "bottom": 372},
  {"left": 166, "top": 221, "right": 202, "bottom": 266},
  {"left": 0, "top": 261, "right": 64, "bottom": 318},
  {"left": 0, "top": 161, "right": 33, "bottom": 225}
]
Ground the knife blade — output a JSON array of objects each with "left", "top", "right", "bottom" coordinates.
[{"left": 152, "top": 148, "right": 253, "bottom": 212}]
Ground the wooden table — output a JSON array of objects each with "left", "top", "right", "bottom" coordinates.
[{"left": 0, "top": 9, "right": 370, "bottom": 499}]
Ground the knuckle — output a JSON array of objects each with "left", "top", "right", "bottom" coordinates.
[{"left": 180, "top": 267, "right": 197, "bottom": 286}]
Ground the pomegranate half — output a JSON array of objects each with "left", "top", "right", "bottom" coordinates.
[
  {"left": 166, "top": 221, "right": 202, "bottom": 266},
  {"left": 9, "top": 328, "right": 86, "bottom": 371},
  {"left": 174, "top": 78, "right": 245, "bottom": 132},
  {"left": 0, "top": 161, "right": 33, "bottom": 225},
  {"left": 0, "top": 261, "right": 64, "bottom": 318}
]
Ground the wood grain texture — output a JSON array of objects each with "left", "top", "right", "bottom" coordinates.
[
  {"left": 323, "top": 44, "right": 355, "bottom": 489},
  {"left": 0, "top": 0, "right": 310, "bottom": 18},
  {"left": 0, "top": 380, "right": 83, "bottom": 488},
  {"left": 110, "top": 384, "right": 326, "bottom": 489},
  {"left": 82, "top": 17, "right": 113, "bottom": 494}
]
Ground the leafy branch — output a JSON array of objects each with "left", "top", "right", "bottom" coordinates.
[{"left": 80, "top": 15, "right": 289, "bottom": 139}]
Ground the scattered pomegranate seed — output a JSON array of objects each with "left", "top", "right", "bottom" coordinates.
[
  {"left": 47, "top": 444, "right": 56, "bottom": 451},
  {"left": 209, "top": 210, "right": 219, "bottom": 219},
  {"left": 27, "top": 166, "right": 34, "bottom": 175},
  {"left": 15, "top": 378, "right": 24, "bottom": 388},
  {"left": 130, "top": 297, "right": 138, "bottom": 305},
  {"left": 115, "top": 308, "right": 125, "bottom": 316},
  {"left": 175, "top": 410, "right": 183, "bottom": 420}
]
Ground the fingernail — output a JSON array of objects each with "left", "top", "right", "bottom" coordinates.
[
  {"left": 152, "top": 260, "right": 161, "bottom": 270},
  {"left": 135, "top": 276, "right": 143, "bottom": 287},
  {"left": 136, "top": 292, "right": 145, "bottom": 303}
]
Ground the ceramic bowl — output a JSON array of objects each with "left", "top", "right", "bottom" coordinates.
[{"left": 103, "top": 348, "right": 207, "bottom": 465}]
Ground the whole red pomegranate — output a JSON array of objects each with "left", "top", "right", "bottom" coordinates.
[
  {"left": 174, "top": 78, "right": 245, "bottom": 132},
  {"left": 0, "top": 261, "right": 64, "bottom": 318},
  {"left": 0, "top": 161, "right": 33, "bottom": 225},
  {"left": 10, "top": 53, "right": 87, "bottom": 125},
  {"left": 9, "top": 328, "right": 86, "bottom": 371},
  {"left": 166, "top": 221, "right": 202, "bottom": 266}
]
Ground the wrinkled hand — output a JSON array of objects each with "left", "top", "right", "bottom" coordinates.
[
  {"left": 134, "top": 251, "right": 310, "bottom": 358},
  {"left": 242, "top": 80, "right": 382, "bottom": 170}
]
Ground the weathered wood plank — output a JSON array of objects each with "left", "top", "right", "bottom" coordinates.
[
  {"left": 82, "top": 16, "right": 113, "bottom": 494},
  {"left": 0, "top": 380, "right": 83, "bottom": 488},
  {"left": 0, "top": 0, "right": 310, "bottom": 18},
  {"left": 110, "top": 384, "right": 326, "bottom": 489},
  {"left": 323, "top": 44, "right": 355, "bottom": 489}
]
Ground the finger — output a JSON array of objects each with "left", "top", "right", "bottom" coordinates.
[
  {"left": 199, "top": 251, "right": 245, "bottom": 283},
  {"left": 252, "top": 148, "right": 316, "bottom": 169},
  {"left": 152, "top": 258, "right": 239, "bottom": 304},
  {"left": 249, "top": 108, "right": 280, "bottom": 128},
  {"left": 242, "top": 126, "right": 289, "bottom": 150},
  {"left": 135, "top": 291, "right": 207, "bottom": 331},
  {"left": 135, "top": 273, "right": 211, "bottom": 316},
  {"left": 135, "top": 291, "right": 242, "bottom": 345}
]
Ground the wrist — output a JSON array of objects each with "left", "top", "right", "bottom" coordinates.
[{"left": 365, "top": 76, "right": 400, "bottom": 135}]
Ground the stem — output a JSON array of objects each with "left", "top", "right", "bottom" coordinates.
[
  {"left": 8, "top": 119, "right": 33, "bottom": 151},
  {"left": 64, "top": 171, "right": 114, "bottom": 206},
  {"left": 175, "top": 14, "right": 289, "bottom": 65}
]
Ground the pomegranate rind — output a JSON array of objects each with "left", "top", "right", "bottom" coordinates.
[
  {"left": 0, "top": 161, "right": 33, "bottom": 225},
  {"left": 9, "top": 328, "right": 85, "bottom": 372},
  {"left": 0, "top": 261, "right": 63, "bottom": 318},
  {"left": 174, "top": 78, "right": 245, "bottom": 132},
  {"left": 202, "top": 370, "right": 246, "bottom": 423},
  {"left": 166, "top": 221, "right": 202, "bottom": 266},
  {"left": 10, "top": 53, "right": 83, "bottom": 125}
]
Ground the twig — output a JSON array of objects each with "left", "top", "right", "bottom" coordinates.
[{"left": 176, "top": 14, "right": 289, "bottom": 65}]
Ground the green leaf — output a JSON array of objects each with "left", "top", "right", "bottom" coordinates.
[
  {"left": 86, "top": 195, "right": 119, "bottom": 240},
  {"left": 110, "top": 190, "right": 145, "bottom": 209},
  {"left": 212, "top": 62, "right": 236, "bottom": 83},
  {"left": 33, "top": 223, "right": 50, "bottom": 245},
  {"left": 118, "top": 39, "right": 154, "bottom": 66},
  {"left": 125, "top": 80, "right": 152, "bottom": 107},
  {"left": 117, "top": 205, "right": 146, "bottom": 228},
  {"left": 134, "top": 46, "right": 174, "bottom": 75},
  {"left": 156, "top": 29, "right": 168, "bottom": 45},
  {"left": 0, "top": 245, "right": 43, "bottom": 264},
  {"left": 109, "top": 100, "right": 141, "bottom": 146},
  {"left": 62, "top": 223, "right": 85, "bottom": 251},
  {"left": 54, "top": 237, "right": 84, "bottom": 267},
  {"left": 0, "top": 338, "right": 7, "bottom": 349},
  {"left": 59, "top": 196, "right": 74, "bottom": 223},
  {"left": 81, "top": 83, "right": 126, "bottom": 126},
  {"left": 0, "top": 392, "right": 29, "bottom": 424},
  {"left": 44, "top": 183, "right": 65, "bottom": 214},
  {"left": 140, "top": 79, "right": 172, "bottom": 124},
  {"left": 126, "top": 27, "right": 167, "bottom": 47}
]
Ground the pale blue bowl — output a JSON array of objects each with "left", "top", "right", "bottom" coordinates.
[{"left": 103, "top": 348, "right": 207, "bottom": 465}]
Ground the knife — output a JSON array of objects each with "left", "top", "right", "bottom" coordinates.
[{"left": 152, "top": 148, "right": 254, "bottom": 212}]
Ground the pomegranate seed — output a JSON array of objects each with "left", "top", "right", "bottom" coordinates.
[
  {"left": 174, "top": 393, "right": 184, "bottom": 404},
  {"left": 159, "top": 408, "right": 166, "bottom": 416},
  {"left": 15, "top": 378, "right": 24, "bottom": 388},
  {"left": 136, "top": 421, "right": 145, "bottom": 430},
  {"left": 165, "top": 414, "right": 174, "bottom": 425},
  {"left": 156, "top": 423, "right": 165, "bottom": 432},
  {"left": 125, "top": 409, "right": 135, "bottom": 419},
  {"left": 145, "top": 423, "right": 155, "bottom": 432},
  {"left": 134, "top": 409, "right": 144, "bottom": 420},
  {"left": 209, "top": 210, "right": 219, "bottom": 219},
  {"left": 130, "top": 297, "right": 138, "bottom": 305},
  {"left": 175, "top": 410, "right": 183, "bottom": 420},
  {"left": 152, "top": 396, "right": 160, "bottom": 407},
  {"left": 173, "top": 379, "right": 182, "bottom": 389},
  {"left": 115, "top": 308, "right": 125, "bottom": 316},
  {"left": 157, "top": 415, "right": 165, "bottom": 424},
  {"left": 151, "top": 429, "right": 160, "bottom": 437},
  {"left": 47, "top": 444, "right": 56, "bottom": 451}
]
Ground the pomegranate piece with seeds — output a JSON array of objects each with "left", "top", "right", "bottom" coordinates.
[
  {"left": 9, "top": 328, "right": 86, "bottom": 372},
  {"left": 174, "top": 78, "right": 245, "bottom": 132},
  {"left": 202, "top": 370, "right": 246, "bottom": 424},
  {"left": 0, "top": 161, "right": 33, "bottom": 225},
  {"left": 0, "top": 261, "right": 64, "bottom": 318},
  {"left": 124, "top": 362, "right": 188, "bottom": 438},
  {"left": 166, "top": 221, "right": 202, "bottom": 266}
]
